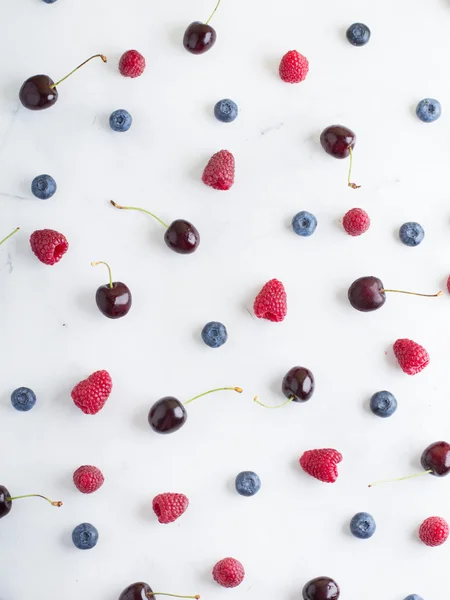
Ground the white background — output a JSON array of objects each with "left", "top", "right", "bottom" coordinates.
[{"left": 1, "top": 0, "right": 450, "bottom": 598}]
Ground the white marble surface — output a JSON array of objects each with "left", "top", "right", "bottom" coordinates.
[{"left": 2, "top": 0, "right": 450, "bottom": 599}]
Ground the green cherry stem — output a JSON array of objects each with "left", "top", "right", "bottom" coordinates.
[
  {"left": 0, "top": 227, "right": 20, "bottom": 246},
  {"left": 6, "top": 493, "right": 63, "bottom": 507},
  {"left": 110, "top": 200, "right": 169, "bottom": 229},
  {"left": 183, "top": 386, "right": 243, "bottom": 406},
  {"left": 253, "top": 395, "right": 294, "bottom": 409},
  {"left": 381, "top": 288, "right": 443, "bottom": 298},
  {"left": 368, "top": 469, "right": 432, "bottom": 488},
  {"left": 50, "top": 54, "right": 107, "bottom": 89},
  {"left": 205, "top": 0, "right": 221, "bottom": 24},
  {"left": 347, "top": 147, "right": 360, "bottom": 190},
  {"left": 91, "top": 261, "right": 113, "bottom": 289},
  {"left": 147, "top": 594, "right": 200, "bottom": 599}
]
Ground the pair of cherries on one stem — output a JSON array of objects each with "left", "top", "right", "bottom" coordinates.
[
  {"left": 119, "top": 583, "right": 199, "bottom": 600},
  {"left": 0, "top": 485, "right": 62, "bottom": 520}
]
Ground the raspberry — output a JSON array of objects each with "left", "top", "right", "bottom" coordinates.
[
  {"left": 152, "top": 493, "right": 189, "bottom": 524},
  {"left": 202, "top": 150, "right": 235, "bottom": 191},
  {"left": 299, "top": 448, "right": 342, "bottom": 483},
  {"left": 447, "top": 275, "right": 450, "bottom": 294},
  {"left": 71, "top": 370, "right": 112, "bottom": 415},
  {"left": 279, "top": 50, "right": 309, "bottom": 83},
  {"left": 393, "top": 338, "right": 429, "bottom": 375},
  {"left": 253, "top": 278, "right": 287, "bottom": 322},
  {"left": 212, "top": 557, "right": 245, "bottom": 588},
  {"left": 419, "top": 516, "right": 449, "bottom": 546},
  {"left": 119, "top": 50, "right": 146, "bottom": 78},
  {"left": 30, "top": 229, "right": 68, "bottom": 265},
  {"left": 342, "top": 208, "right": 370, "bottom": 236},
  {"left": 73, "top": 465, "right": 104, "bottom": 494}
]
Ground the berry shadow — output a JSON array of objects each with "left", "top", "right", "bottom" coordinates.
[
  {"left": 226, "top": 476, "right": 236, "bottom": 495},
  {"left": 341, "top": 518, "right": 353, "bottom": 538},
  {"left": 137, "top": 500, "right": 156, "bottom": 523},
  {"left": 59, "top": 529, "right": 74, "bottom": 550}
]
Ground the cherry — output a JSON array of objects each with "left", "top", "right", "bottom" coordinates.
[
  {"left": 110, "top": 201, "right": 200, "bottom": 255},
  {"left": 148, "top": 387, "right": 242, "bottom": 434},
  {"left": 91, "top": 261, "right": 132, "bottom": 319},
  {"left": 254, "top": 366, "right": 314, "bottom": 409},
  {"left": 19, "top": 54, "right": 107, "bottom": 111},
  {"left": 348, "top": 276, "right": 442, "bottom": 312},
  {"left": 0, "top": 227, "right": 20, "bottom": 247},
  {"left": 320, "top": 125, "right": 359, "bottom": 189},
  {"left": 183, "top": 0, "right": 220, "bottom": 54},
  {"left": 119, "top": 582, "right": 199, "bottom": 600},
  {"left": 302, "top": 576, "right": 340, "bottom": 600},
  {"left": 0, "top": 485, "right": 62, "bottom": 519}
]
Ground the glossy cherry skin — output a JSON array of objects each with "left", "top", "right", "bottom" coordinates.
[
  {"left": 19, "top": 75, "right": 58, "bottom": 110},
  {"left": 183, "top": 21, "right": 217, "bottom": 54},
  {"left": 421, "top": 441, "right": 450, "bottom": 476},
  {"left": 348, "top": 276, "right": 385, "bottom": 312},
  {"left": 302, "top": 577, "right": 340, "bottom": 600},
  {"left": 95, "top": 281, "right": 132, "bottom": 319},
  {"left": 164, "top": 220, "right": 200, "bottom": 254},
  {"left": 320, "top": 125, "right": 356, "bottom": 159},
  {"left": 0, "top": 485, "right": 12, "bottom": 520},
  {"left": 282, "top": 367, "right": 315, "bottom": 402},
  {"left": 148, "top": 397, "right": 187, "bottom": 434},
  {"left": 119, "top": 582, "right": 153, "bottom": 600}
]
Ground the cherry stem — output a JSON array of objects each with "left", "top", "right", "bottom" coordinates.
[
  {"left": 368, "top": 469, "right": 432, "bottom": 488},
  {"left": 51, "top": 54, "right": 107, "bottom": 89},
  {"left": 91, "top": 261, "right": 113, "bottom": 289},
  {"left": 183, "top": 386, "right": 243, "bottom": 406},
  {"left": 253, "top": 395, "right": 294, "bottom": 409},
  {"left": 147, "top": 594, "right": 200, "bottom": 599},
  {"left": 347, "top": 147, "right": 360, "bottom": 190},
  {"left": 205, "top": 0, "right": 221, "bottom": 24},
  {"left": 381, "top": 288, "right": 443, "bottom": 299},
  {"left": 0, "top": 227, "right": 20, "bottom": 246},
  {"left": 6, "top": 493, "right": 63, "bottom": 507},
  {"left": 110, "top": 200, "right": 169, "bottom": 229}
]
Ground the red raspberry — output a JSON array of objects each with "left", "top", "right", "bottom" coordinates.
[
  {"left": 393, "top": 338, "right": 429, "bottom": 375},
  {"left": 73, "top": 465, "right": 104, "bottom": 494},
  {"left": 71, "top": 370, "right": 112, "bottom": 415},
  {"left": 202, "top": 150, "right": 235, "bottom": 191},
  {"left": 152, "top": 493, "right": 189, "bottom": 524},
  {"left": 279, "top": 50, "right": 309, "bottom": 83},
  {"left": 419, "top": 516, "right": 449, "bottom": 546},
  {"left": 30, "top": 229, "right": 68, "bottom": 265},
  {"left": 212, "top": 557, "right": 245, "bottom": 588},
  {"left": 253, "top": 278, "right": 287, "bottom": 322},
  {"left": 300, "top": 448, "right": 342, "bottom": 483},
  {"left": 342, "top": 208, "right": 370, "bottom": 236},
  {"left": 119, "top": 50, "right": 146, "bottom": 78},
  {"left": 447, "top": 275, "right": 450, "bottom": 294}
]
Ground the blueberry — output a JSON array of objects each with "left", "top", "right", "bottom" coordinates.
[
  {"left": 350, "top": 512, "right": 376, "bottom": 539},
  {"left": 109, "top": 109, "right": 132, "bottom": 132},
  {"left": 201, "top": 321, "right": 228, "bottom": 348},
  {"left": 416, "top": 98, "right": 441, "bottom": 123},
  {"left": 346, "top": 23, "right": 371, "bottom": 46},
  {"left": 72, "top": 523, "right": 99, "bottom": 550},
  {"left": 42, "top": 0, "right": 58, "bottom": 3},
  {"left": 404, "top": 596, "right": 424, "bottom": 600},
  {"left": 399, "top": 222, "right": 425, "bottom": 247},
  {"left": 235, "top": 471, "right": 261, "bottom": 496},
  {"left": 370, "top": 391, "right": 397, "bottom": 418},
  {"left": 10, "top": 387, "right": 36, "bottom": 412},
  {"left": 214, "top": 99, "right": 238, "bottom": 123},
  {"left": 292, "top": 211, "right": 317, "bottom": 237},
  {"left": 31, "top": 174, "right": 57, "bottom": 200}
]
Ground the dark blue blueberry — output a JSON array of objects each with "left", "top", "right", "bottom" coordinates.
[
  {"left": 31, "top": 174, "right": 57, "bottom": 200},
  {"left": 10, "top": 387, "right": 36, "bottom": 412},
  {"left": 214, "top": 99, "right": 238, "bottom": 123},
  {"left": 292, "top": 211, "right": 317, "bottom": 237},
  {"left": 404, "top": 595, "right": 424, "bottom": 600},
  {"left": 346, "top": 23, "right": 371, "bottom": 46},
  {"left": 350, "top": 512, "right": 376, "bottom": 539},
  {"left": 416, "top": 98, "right": 441, "bottom": 123},
  {"left": 235, "top": 471, "right": 261, "bottom": 496},
  {"left": 42, "top": 0, "right": 58, "bottom": 3},
  {"left": 109, "top": 109, "right": 132, "bottom": 132},
  {"left": 370, "top": 391, "right": 397, "bottom": 418},
  {"left": 201, "top": 321, "right": 228, "bottom": 348},
  {"left": 399, "top": 222, "right": 425, "bottom": 247},
  {"left": 72, "top": 523, "right": 99, "bottom": 550}
]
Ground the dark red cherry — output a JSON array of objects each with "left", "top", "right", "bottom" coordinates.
[
  {"left": 348, "top": 276, "right": 385, "bottom": 312},
  {"left": 282, "top": 367, "right": 315, "bottom": 402},
  {"left": 91, "top": 261, "right": 132, "bottom": 319},
  {"left": 421, "top": 441, "right": 450, "bottom": 477},
  {"left": 183, "top": 21, "right": 217, "bottom": 54},
  {"left": 119, "top": 582, "right": 153, "bottom": 600},
  {"left": 0, "top": 486, "right": 12, "bottom": 519},
  {"left": 320, "top": 125, "right": 355, "bottom": 159},
  {"left": 149, "top": 397, "right": 187, "bottom": 434},
  {"left": 164, "top": 220, "right": 200, "bottom": 254},
  {"left": 19, "top": 75, "right": 58, "bottom": 110},
  {"left": 302, "top": 577, "right": 340, "bottom": 600}
]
